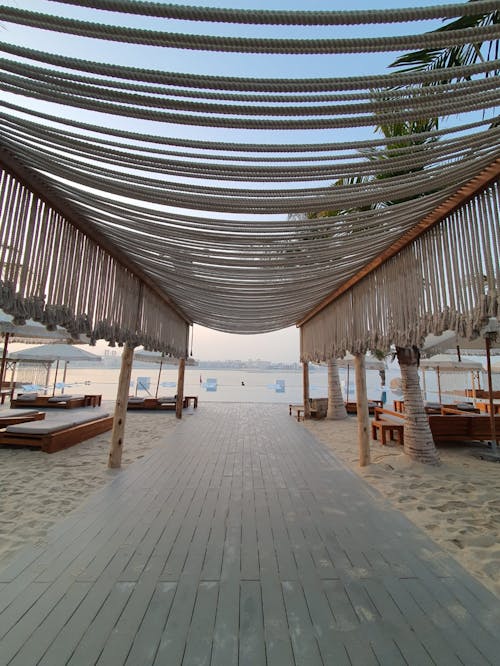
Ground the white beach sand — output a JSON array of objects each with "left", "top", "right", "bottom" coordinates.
[
  {"left": 0, "top": 403, "right": 180, "bottom": 567},
  {"left": 303, "top": 415, "right": 500, "bottom": 598},
  {"left": 0, "top": 403, "right": 498, "bottom": 601}
]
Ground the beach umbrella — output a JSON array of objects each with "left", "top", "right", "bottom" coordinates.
[
  {"left": 8, "top": 344, "right": 101, "bottom": 395},
  {"left": 419, "top": 354, "right": 483, "bottom": 404},
  {"left": 133, "top": 350, "right": 171, "bottom": 398},
  {"left": 0, "top": 310, "right": 84, "bottom": 391},
  {"left": 336, "top": 353, "right": 385, "bottom": 401}
]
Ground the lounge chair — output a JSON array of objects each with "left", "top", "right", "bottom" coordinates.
[
  {"left": 127, "top": 395, "right": 177, "bottom": 410},
  {"left": 0, "top": 409, "right": 46, "bottom": 427},
  {"left": 11, "top": 393, "right": 88, "bottom": 409},
  {"left": 0, "top": 408, "right": 113, "bottom": 453}
]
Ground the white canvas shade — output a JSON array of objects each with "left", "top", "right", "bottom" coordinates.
[{"left": 9, "top": 344, "right": 101, "bottom": 395}]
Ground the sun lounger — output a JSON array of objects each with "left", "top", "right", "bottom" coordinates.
[
  {"left": 11, "top": 393, "right": 89, "bottom": 409},
  {"left": 0, "top": 409, "right": 45, "bottom": 427},
  {"left": 0, "top": 408, "right": 113, "bottom": 453},
  {"left": 372, "top": 407, "right": 500, "bottom": 446},
  {"left": 127, "top": 396, "right": 177, "bottom": 410}
]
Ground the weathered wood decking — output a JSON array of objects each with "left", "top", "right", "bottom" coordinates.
[{"left": 0, "top": 403, "right": 498, "bottom": 665}]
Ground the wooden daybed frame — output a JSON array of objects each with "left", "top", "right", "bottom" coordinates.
[
  {"left": 0, "top": 409, "right": 46, "bottom": 427},
  {"left": 11, "top": 394, "right": 102, "bottom": 409},
  {"left": 372, "top": 407, "right": 500, "bottom": 446},
  {"left": 127, "top": 396, "right": 177, "bottom": 411},
  {"left": 0, "top": 411, "right": 113, "bottom": 453}
]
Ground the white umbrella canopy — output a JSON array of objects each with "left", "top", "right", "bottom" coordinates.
[
  {"left": 9, "top": 344, "right": 101, "bottom": 395},
  {"left": 336, "top": 353, "right": 385, "bottom": 370},
  {"left": 422, "top": 330, "right": 500, "bottom": 357},
  {"left": 8, "top": 344, "right": 101, "bottom": 363},
  {"left": 419, "top": 354, "right": 483, "bottom": 371}
]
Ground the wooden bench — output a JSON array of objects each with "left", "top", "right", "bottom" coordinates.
[
  {"left": 371, "top": 407, "right": 405, "bottom": 446},
  {"left": 288, "top": 404, "right": 317, "bottom": 421}
]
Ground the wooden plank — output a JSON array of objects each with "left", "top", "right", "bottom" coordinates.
[
  {"left": 182, "top": 582, "right": 218, "bottom": 666},
  {"left": 282, "top": 580, "right": 323, "bottom": 666},
  {"left": 66, "top": 582, "right": 135, "bottom": 666},
  {"left": 239, "top": 580, "right": 266, "bottom": 666},
  {"left": 124, "top": 582, "right": 177, "bottom": 666}
]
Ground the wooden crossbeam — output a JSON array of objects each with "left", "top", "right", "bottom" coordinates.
[{"left": 297, "top": 158, "right": 500, "bottom": 327}]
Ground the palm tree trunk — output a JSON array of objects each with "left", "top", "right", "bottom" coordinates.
[
  {"left": 397, "top": 346, "right": 440, "bottom": 465},
  {"left": 327, "top": 359, "right": 347, "bottom": 419}
]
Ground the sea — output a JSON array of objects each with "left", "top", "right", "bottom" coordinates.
[{"left": 47, "top": 362, "right": 492, "bottom": 406}]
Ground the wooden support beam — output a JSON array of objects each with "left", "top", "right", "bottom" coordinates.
[
  {"left": 176, "top": 357, "right": 186, "bottom": 420},
  {"left": 302, "top": 361, "right": 311, "bottom": 419},
  {"left": 297, "top": 159, "right": 500, "bottom": 327},
  {"left": 0, "top": 145, "right": 191, "bottom": 326},
  {"left": 108, "top": 343, "right": 134, "bottom": 468},
  {"left": 354, "top": 353, "right": 371, "bottom": 467}
]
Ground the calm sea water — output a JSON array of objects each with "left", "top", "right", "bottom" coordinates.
[{"left": 53, "top": 364, "right": 489, "bottom": 405}]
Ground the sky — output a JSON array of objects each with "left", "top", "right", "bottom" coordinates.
[{"left": 1, "top": 1, "right": 490, "bottom": 363}]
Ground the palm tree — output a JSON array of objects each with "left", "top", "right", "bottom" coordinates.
[
  {"left": 388, "top": 2, "right": 499, "bottom": 83},
  {"left": 307, "top": 121, "right": 441, "bottom": 463},
  {"left": 326, "top": 359, "right": 347, "bottom": 420}
]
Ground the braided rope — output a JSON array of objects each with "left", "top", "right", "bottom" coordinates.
[
  {"left": 2, "top": 7, "right": 499, "bottom": 55},
  {"left": 2, "top": 76, "right": 498, "bottom": 129},
  {"left": 6, "top": 119, "right": 497, "bottom": 185},
  {"left": 2, "top": 97, "right": 494, "bottom": 153},
  {"left": 45, "top": 1, "right": 500, "bottom": 25},
  {"left": 4, "top": 61, "right": 498, "bottom": 115},
  {"left": 2, "top": 41, "right": 497, "bottom": 92}
]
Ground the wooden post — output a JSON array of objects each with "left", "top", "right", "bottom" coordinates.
[
  {"left": 354, "top": 353, "right": 371, "bottom": 467},
  {"left": 176, "top": 357, "right": 186, "bottom": 419},
  {"left": 302, "top": 361, "right": 311, "bottom": 419},
  {"left": 155, "top": 357, "right": 164, "bottom": 398},
  {"left": 108, "top": 343, "right": 134, "bottom": 468},
  {"left": 52, "top": 359, "right": 59, "bottom": 395},
  {"left": 485, "top": 337, "right": 498, "bottom": 452},
  {"left": 0, "top": 332, "right": 9, "bottom": 389}
]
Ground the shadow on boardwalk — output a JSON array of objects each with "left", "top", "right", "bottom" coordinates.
[{"left": 0, "top": 403, "right": 499, "bottom": 665}]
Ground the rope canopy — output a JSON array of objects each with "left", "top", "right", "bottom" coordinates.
[{"left": 0, "top": 0, "right": 498, "bottom": 347}]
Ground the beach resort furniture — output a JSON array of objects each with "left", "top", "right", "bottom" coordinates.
[
  {"left": 371, "top": 407, "right": 405, "bottom": 445},
  {"left": 0, "top": 408, "right": 113, "bottom": 453},
  {"left": 10, "top": 393, "right": 102, "bottom": 409},
  {"left": 183, "top": 395, "right": 198, "bottom": 408},
  {"left": 289, "top": 403, "right": 317, "bottom": 421},
  {"left": 0, "top": 389, "right": 13, "bottom": 404},
  {"left": 0, "top": 409, "right": 46, "bottom": 427},
  {"left": 127, "top": 396, "right": 177, "bottom": 410},
  {"left": 476, "top": 401, "right": 500, "bottom": 415},
  {"left": 372, "top": 407, "right": 500, "bottom": 446},
  {"left": 345, "top": 399, "right": 383, "bottom": 415}
]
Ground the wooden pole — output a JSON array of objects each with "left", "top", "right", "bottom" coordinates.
[
  {"left": 302, "top": 361, "right": 311, "bottom": 419},
  {"left": 155, "top": 357, "right": 164, "bottom": 398},
  {"left": 485, "top": 337, "right": 498, "bottom": 452},
  {"left": 0, "top": 332, "right": 10, "bottom": 389},
  {"left": 176, "top": 357, "right": 186, "bottom": 419},
  {"left": 44, "top": 363, "right": 51, "bottom": 395},
  {"left": 108, "top": 343, "right": 134, "bottom": 468},
  {"left": 354, "top": 353, "right": 371, "bottom": 467},
  {"left": 436, "top": 367, "right": 442, "bottom": 404},
  {"left": 52, "top": 359, "right": 59, "bottom": 395},
  {"left": 62, "top": 361, "right": 68, "bottom": 395}
]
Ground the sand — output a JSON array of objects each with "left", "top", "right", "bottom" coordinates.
[
  {"left": 0, "top": 403, "right": 180, "bottom": 567},
  {"left": 0, "top": 404, "right": 499, "bottom": 601},
  {"left": 303, "top": 415, "right": 500, "bottom": 598}
]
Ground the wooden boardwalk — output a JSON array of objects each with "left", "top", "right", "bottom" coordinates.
[{"left": 0, "top": 403, "right": 499, "bottom": 665}]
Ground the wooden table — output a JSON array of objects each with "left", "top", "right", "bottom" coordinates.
[{"left": 183, "top": 395, "right": 198, "bottom": 408}]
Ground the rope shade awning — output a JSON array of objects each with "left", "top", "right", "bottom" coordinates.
[{"left": 0, "top": 1, "right": 499, "bottom": 345}]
